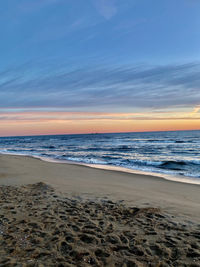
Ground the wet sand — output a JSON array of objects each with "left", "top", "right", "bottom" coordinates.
[{"left": 0, "top": 155, "right": 200, "bottom": 266}]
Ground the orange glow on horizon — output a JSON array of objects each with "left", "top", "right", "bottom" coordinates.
[
  {"left": 0, "top": 109, "right": 200, "bottom": 136},
  {"left": 0, "top": 117, "right": 200, "bottom": 137}
]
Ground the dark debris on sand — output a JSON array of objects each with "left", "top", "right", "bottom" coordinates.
[{"left": 0, "top": 182, "right": 200, "bottom": 267}]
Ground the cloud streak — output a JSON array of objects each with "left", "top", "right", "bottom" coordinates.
[
  {"left": 1, "top": 111, "right": 200, "bottom": 122},
  {"left": 0, "top": 62, "right": 200, "bottom": 111}
]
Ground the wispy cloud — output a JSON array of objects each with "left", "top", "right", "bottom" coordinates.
[
  {"left": 1, "top": 110, "right": 200, "bottom": 122},
  {"left": 93, "top": 0, "right": 117, "bottom": 19},
  {"left": 190, "top": 105, "right": 200, "bottom": 116},
  {"left": 0, "top": 62, "right": 200, "bottom": 111}
]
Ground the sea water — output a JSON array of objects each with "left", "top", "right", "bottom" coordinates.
[{"left": 0, "top": 130, "right": 200, "bottom": 183}]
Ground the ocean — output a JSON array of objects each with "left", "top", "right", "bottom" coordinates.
[{"left": 0, "top": 130, "right": 200, "bottom": 184}]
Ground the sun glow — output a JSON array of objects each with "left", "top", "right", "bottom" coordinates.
[{"left": 0, "top": 110, "right": 200, "bottom": 136}]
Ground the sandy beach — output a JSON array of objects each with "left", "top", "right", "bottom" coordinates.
[{"left": 0, "top": 154, "right": 200, "bottom": 266}]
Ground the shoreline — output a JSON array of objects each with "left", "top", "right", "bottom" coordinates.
[
  {"left": 1, "top": 151, "right": 200, "bottom": 185},
  {"left": 1, "top": 154, "right": 200, "bottom": 265},
  {"left": 0, "top": 154, "right": 199, "bottom": 222}
]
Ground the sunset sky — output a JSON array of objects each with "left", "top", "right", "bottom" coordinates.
[{"left": 0, "top": 0, "right": 200, "bottom": 136}]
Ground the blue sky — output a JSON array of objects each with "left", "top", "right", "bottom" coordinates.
[
  {"left": 1, "top": 0, "right": 200, "bottom": 67},
  {"left": 0, "top": 0, "right": 200, "bottom": 135}
]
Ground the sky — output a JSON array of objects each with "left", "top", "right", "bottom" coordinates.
[{"left": 0, "top": 0, "right": 200, "bottom": 136}]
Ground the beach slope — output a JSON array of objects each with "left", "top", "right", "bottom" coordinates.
[{"left": 0, "top": 155, "right": 200, "bottom": 266}]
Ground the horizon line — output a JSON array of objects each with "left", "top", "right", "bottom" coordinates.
[{"left": 1, "top": 128, "right": 200, "bottom": 138}]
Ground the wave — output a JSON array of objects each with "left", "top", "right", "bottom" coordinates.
[
  {"left": 125, "top": 159, "right": 200, "bottom": 171},
  {"left": 159, "top": 160, "right": 187, "bottom": 170},
  {"left": 1, "top": 149, "right": 200, "bottom": 181},
  {"left": 159, "top": 160, "right": 200, "bottom": 170},
  {"left": 41, "top": 145, "right": 56, "bottom": 149},
  {"left": 0, "top": 131, "right": 200, "bottom": 181},
  {"left": 111, "top": 145, "right": 132, "bottom": 152}
]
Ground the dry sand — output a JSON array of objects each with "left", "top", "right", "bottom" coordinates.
[{"left": 0, "top": 154, "right": 200, "bottom": 266}]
